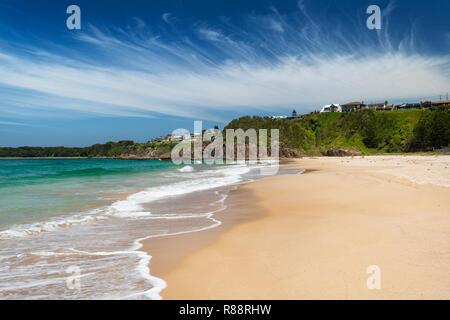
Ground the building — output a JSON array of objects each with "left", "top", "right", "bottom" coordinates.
[
  {"left": 286, "top": 97, "right": 448, "bottom": 118},
  {"left": 320, "top": 104, "right": 341, "bottom": 113},
  {"left": 394, "top": 103, "right": 421, "bottom": 110},
  {"left": 421, "top": 101, "right": 432, "bottom": 108},
  {"left": 170, "top": 135, "right": 183, "bottom": 141},
  {"left": 341, "top": 101, "right": 366, "bottom": 112},
  {"left": 431, "top": 100, "right": 450, "bottom": 107},
  {"left": 367, "top": 102, "right": 385, "bottom": 110}
]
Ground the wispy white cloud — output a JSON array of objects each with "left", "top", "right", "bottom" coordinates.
[
  {"left": 0, "top": 120, "right": 26, "bottom": 126},
  {"left": 0, "top": 3, "right": 449, "bottom": 123},
  {"left": 0, "top": 119, "right": 52, "bottom": 129},
  {"left": 197, "top": 28, "right": 223, "bottom": 41}
]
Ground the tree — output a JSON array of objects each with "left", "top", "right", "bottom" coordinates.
[
  {"left": 361, "top": 111, "right": 378, "bottom": 148},
  {"left": 408, "top": 106, "right": 450, "bottom": 151},
  {"left": 292, "top": 109, "right": 297, "bottom": 117}
]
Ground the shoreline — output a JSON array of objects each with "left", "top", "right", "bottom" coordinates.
[
  {"left": 143, "top": 155, "right": 450, "bottom": 299},
  {"left": 0, "top": 152, "right": 446, "bottom": 160}
]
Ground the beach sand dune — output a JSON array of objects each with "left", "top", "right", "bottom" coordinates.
[{"left": 144, "top": 156, "right": 450, "bottom": 299}]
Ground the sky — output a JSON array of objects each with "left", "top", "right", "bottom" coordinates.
[{"left": 0, "top": 0, "right": 449, "bottom": 147}]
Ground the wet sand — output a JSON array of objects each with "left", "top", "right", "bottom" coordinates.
[{"left": 143, "top": 156, "right": 450, "bottom": 299}]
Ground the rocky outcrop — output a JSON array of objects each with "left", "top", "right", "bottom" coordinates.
[
  {"left": 279, "top": 143, "right": 303, "bottom": 158},
  {"left": 115, "top": 141, "right": 303, "bottom": 160},
  {"left": 114, "top": 146, "right": 172, "bottom": 160},
  {"left": 321, "top": 148, "right": 362, "bottom": 157}
]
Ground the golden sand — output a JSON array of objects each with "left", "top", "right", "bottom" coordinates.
[{"left": 143, "top": 156, "right": 450, "bottom": 299}]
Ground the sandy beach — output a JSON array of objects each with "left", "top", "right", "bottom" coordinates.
[{"left": 143, "top": 155, "right": 450, "bottom": 299}]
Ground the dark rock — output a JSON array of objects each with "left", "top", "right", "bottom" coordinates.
[{"left": 321, "top": 149, "right": 362, "bottom": 157}]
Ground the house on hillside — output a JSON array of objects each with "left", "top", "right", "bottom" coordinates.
[
  {"left": 270, "top": 116, "right": 288, "bottom": 119},
  {"left": 394, "top": 103, "right": 421, "bottom": 110},
  {"left": 367, "top": 102, "right": 385, "bottom": 110},
  {"left": 170, "top": 135, "right": 184, "bottom": 141},
  {"left": 320, "top": 104, "right": 341, "bottom": 113},
  {"left": 341, "top": 101, "right": 366, "bottom": 112},
  {"left": 420, "top": 101, "right": 432, "bottom": 108},
  {"left": 431, "top": 100, "right": 450, "bottom": 107}
]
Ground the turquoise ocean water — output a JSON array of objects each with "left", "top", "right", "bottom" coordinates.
[
  {"left": 0, "top": 158, "right": 287, "bottom": 299},
  {"left": 0, "top": 159, "right": 178, "bottom": 228}
]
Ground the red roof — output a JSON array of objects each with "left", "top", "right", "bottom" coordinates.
[
  {"left": 431, "top": 100, "right": 450, "bottom": 105},
  {"left": 342, "top": 101, "right": 365, "bottom": 106},
  {"left": 367, "top": 103, "right": 384, "bottom": 106}
]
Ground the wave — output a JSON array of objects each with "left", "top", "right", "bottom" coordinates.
[
  {"left": 177, "top": 165, "right": 194, "bottom": 172},
  {"left": 0, "top": 209, "right": 108, "bottom": 240},
  {"left": 104, "top": 164, "right": 250, "bottom": 217},
  {"left": 0, "top": 164, "right": 251, "bottom": 240}
]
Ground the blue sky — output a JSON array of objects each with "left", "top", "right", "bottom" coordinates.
[{"left": 0, "top": 0, "right": 449, "bottom": 147}]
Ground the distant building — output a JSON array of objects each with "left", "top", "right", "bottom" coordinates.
[
  {"left": 320, "top": 104, "right": 341, "bottom": 113},
  {"left": 170, "top": 135, "right": 183, "bottom": 141},
  {"left": 421, "top": 101, "right": 432, "bottom": 108},
  {"left": 367, "top": 102, "right": 385, "bottom": 110},
  {"left": 284, "top": 97, "right": 448, "bottom": 118},
  {"left": 431, "top": 100, "right": 450, "bottom": 107},
  {"left": 394, "top": 103, "right": 421, "bottom": 110},
  {"left": 341, "top": 101, "right": 366, "bottom": 112}
]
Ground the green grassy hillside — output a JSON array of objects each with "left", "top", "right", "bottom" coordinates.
[{"left": 225, "top": 106, "right": 449, "bottom": 156}]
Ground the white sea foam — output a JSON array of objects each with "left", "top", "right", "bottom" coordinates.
[
  {"left": 68, "top": 237, "right": 167, "bottom": 300},
  {"left": 0, "top": 210, "right": 108, "bottom": 240},
  {"left": 104, "top": 164, "right": 250, "bottom": 218},
  {"left": 0, "top": 164, "right": 251, "bottom": 240},
  {"left": 178, "top": 165, "right": 194, "bottom": 172}
]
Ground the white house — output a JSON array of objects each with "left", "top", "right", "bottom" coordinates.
[
  {"left": 320, "top": 104, "right": 341, "bottom": 113},
  {"left": 170, "top": 135, "right": 184, "bottom": 141}
]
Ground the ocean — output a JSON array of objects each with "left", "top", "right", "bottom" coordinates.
[{"left": 0, "top": 158, "right": 291, "bottom": 299}]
